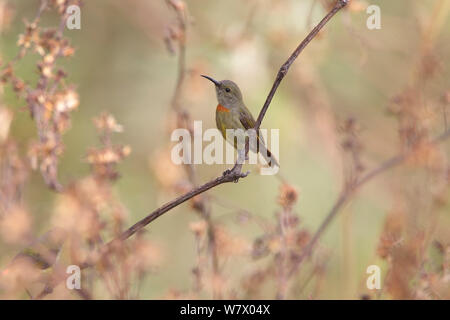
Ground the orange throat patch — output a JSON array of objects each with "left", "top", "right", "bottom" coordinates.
[{"left": 216, "top": 104, "right": 230, "bottom": 113}]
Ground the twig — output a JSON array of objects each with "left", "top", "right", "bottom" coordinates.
[
  {"left": 288, "top": 128, "right": 450, "bottom": 277},
  {"left": 255, "top": 0, "right": 348, "bottom": 130},
  {"left": 166, "top": 2, "right": 221, "bottom": 296},
  {"left": 115, "top": 171, "right": 247, "bottom": 242}
]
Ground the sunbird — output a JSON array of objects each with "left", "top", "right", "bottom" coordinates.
[{"left": 201, "top": 75, "right": 279, "bottom": 168}]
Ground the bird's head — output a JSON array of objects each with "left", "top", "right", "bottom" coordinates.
[{"left": 201, "top": 75, "right": 243, "bottom": 107}]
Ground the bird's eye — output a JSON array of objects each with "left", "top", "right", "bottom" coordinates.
[{"left": 225, "top": 87, "right": 231, "bottom": 93}]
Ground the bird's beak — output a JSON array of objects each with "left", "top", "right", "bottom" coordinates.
[{"left": 201, "top": 74, "right": 220, "bottom": 86}]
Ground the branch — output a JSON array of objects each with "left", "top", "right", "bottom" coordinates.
[
  {"left": 288, "top": 128, "right": 450, "bottom": 277},
  {"left": 35, "top": 0, "right": 348, "bottom": 299}
]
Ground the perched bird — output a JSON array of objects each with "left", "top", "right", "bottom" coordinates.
[{"left": 201, "top": 75, "right": 279, "bottom": 168}]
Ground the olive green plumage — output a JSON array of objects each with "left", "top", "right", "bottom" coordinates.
[{"left": 202, "top": 75, "right": 279, "bottom": 167}]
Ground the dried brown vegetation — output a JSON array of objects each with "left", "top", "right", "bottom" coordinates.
[{"left": 0, "top": 0, "right": 449, "bottom": 300}]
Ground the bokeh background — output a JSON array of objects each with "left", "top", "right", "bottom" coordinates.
[{"left": 0, "top": 0, "right": 449, "bottom": 299}]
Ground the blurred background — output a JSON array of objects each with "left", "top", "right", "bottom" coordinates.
[{"left": 0, "top": 0, "right": 449, "bottom": 299}]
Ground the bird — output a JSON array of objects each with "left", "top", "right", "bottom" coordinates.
[
  {"left": 1, "top": 227, "right": 67, "bottom": 297},
  {"left": 201, "top": 75, "right": 279, "bottom": 169}
]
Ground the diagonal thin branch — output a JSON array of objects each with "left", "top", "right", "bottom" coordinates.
[{"left": 166, "top": 1, "right": 221, "bottom": 291}]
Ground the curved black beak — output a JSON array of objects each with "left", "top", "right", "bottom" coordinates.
[{"left": 201, "top": 74, "right": 220, "bottom": 86}]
